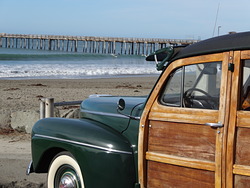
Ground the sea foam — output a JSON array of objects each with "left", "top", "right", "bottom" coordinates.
[{"left": 0, "top": 49, "right": 159, "bottom": 79}]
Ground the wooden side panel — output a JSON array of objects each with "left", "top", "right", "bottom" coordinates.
[
  {"left": 234, "top": 175, "right": 250, "bottom": 188},
  {"left": 147, "top": 161, "right": 215, "bottom": 188},
  {"left": 138, "top": 53, "right": 224, "bottom": 187},
  {"left": 148, "top": 121, "right": 216, "bottom": 161},
  {"left": 235, "top": 127, "right": 250, "bottom": 166},
  {"left": 226, "top": 51, "right": 250, "bottom": 187}
]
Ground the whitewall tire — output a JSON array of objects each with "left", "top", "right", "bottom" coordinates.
[{"left": 47, "top": 152, "right": 84, "bottom": 188}]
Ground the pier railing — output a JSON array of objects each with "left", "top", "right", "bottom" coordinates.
[
  {"left": 0, "top": 33, "right": 199, "bottom": 55},
  {"left": 39, "top": 97, "right": 82, "bottom": 119}
]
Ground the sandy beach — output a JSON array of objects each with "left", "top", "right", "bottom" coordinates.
[{"left": 0, "top": 76, "right": 158, "bottom": 187}]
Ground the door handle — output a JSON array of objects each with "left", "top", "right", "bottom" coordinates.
[{"left": 205, "top": 122, "right": 224, "bottom": 128}]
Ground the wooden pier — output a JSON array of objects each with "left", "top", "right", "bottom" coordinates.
[{"left": 0, "top": 33, "right": 199, "bottom": 55}]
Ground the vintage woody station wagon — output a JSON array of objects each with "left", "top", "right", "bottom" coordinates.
[{"left": 28, "top": 32, "right": 250, "bottom": 188}]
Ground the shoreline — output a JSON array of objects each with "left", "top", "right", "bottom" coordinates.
[{"left": 0, "top": 73, "right": 160, "bottom": 81}]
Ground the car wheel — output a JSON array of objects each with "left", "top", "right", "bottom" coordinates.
[{"left": 48, "top": 151, "right": 84, "bottom": 188}]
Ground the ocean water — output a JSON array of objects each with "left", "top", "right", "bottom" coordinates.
[{"left": 0, "top": 48, "right": 159, "bottom": 79}]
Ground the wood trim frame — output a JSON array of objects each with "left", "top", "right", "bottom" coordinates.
[
  {"left": 149, "top": 104, "right": 218, "bottom": 124},
  {"left": 226, "top": 51, "right": 248, "bottom": 188},
  {"left": 146, "top": 152, "right": 215, "bottom": 171},
  {"left": 216, "top": 52, "right": 234, "bottom": 188},
  {"left": 138, "top": 53, "right": 225, "bottom": 187},
  {"left": 236, "top": 111, "right": 250, "bottom": 128},
  {"left": 225, "top": 50, "right": 250, "bottom": 188},
  {"left": 233, "top": 165, "right": 250, "bottom": 176},
  {"left": 241, "top": 50, "right": 250, "bottom": 59}
]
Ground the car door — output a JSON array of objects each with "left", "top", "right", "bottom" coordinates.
[
  {"left": 226, "top": 50, "right": 250, "bottom": 187},
  {"left": 139, "top": 52, "right": 232, "bottom": 188}
]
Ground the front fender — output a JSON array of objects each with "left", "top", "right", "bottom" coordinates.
[{"left": 32, "top": 118, "right": 136, "bottom": 187}]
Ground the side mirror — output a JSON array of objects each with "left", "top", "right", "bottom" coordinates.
[{"left": 117, "top": 98, "right": 140, "bottom": 120}]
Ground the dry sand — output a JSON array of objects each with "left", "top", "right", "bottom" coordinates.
[
  {"left": 0, "top": 77, "right": 157, "bottom": 112},
  {"left": 0, "top": 76, "right": 158, "bottom": 187}
]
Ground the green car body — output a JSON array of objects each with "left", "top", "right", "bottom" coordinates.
[{"left": 30, "top": 95, "right": 146, "bottom": 187}]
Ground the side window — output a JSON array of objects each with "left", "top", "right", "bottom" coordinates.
[
  {"left": 161, "top": 61, "right": 222, "bottom": 110},
  {"left": 242, "top": 60, "right": 250, "bottom": 110},
  {"left": 161, "top": 68, "right": 182, "bottom": 107}
]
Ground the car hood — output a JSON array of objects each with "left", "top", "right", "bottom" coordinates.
[{"left": 80, "top": 95, "right": 146, "bottom": 133}]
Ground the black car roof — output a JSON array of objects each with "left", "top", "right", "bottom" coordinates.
[{"left": 171, "top": 31, "right": 250, "bottom": 62}]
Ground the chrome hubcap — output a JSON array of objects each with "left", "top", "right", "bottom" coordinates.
[
  {"left": 55, "top": 165, "right": 81, "bottom": 188},
  {"left": 59, "top": 172, "right": 77, "bottom": 188}
]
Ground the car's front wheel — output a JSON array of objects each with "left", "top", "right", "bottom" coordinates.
[{"left": 48, "top": 152, "right": 84, "bottom": 188}]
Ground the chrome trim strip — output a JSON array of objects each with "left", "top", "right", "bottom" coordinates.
[
  {"left": 81, "top": 109, "right": 130, "bottom": 119},
  {"left": 26, "top": 160, "right": 34, "bottom": 175},
  {"left": 88, "top": 94, "right": 112, "bottom": 98},
  {"left": 34, "top": 134, "right": 132, "bottom": 155}
]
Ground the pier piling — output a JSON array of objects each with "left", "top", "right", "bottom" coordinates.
[{"left": 0, "top": 33, "right": 199, "bottom": 55}]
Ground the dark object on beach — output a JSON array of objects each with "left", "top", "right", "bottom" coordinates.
[
  {"left": 36, "top": 95, "right": 44, "bottom": 98},
  {"left": 28, "top": 83, "right": 47, "bottom": 87},
  {"left": 3, "top": 88, "right": 20, "bottom": 91},
  {"left": 28, "top": 32, "right": 250, "bottom": 188}
]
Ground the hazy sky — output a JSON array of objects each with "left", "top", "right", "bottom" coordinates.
[{"left": 1, "top": 0, "right": 250, "bottom": 40}]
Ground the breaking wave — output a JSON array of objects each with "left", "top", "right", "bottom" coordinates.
[{"left": 0, "top": 49, "right": 159, "bottom": 79}]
